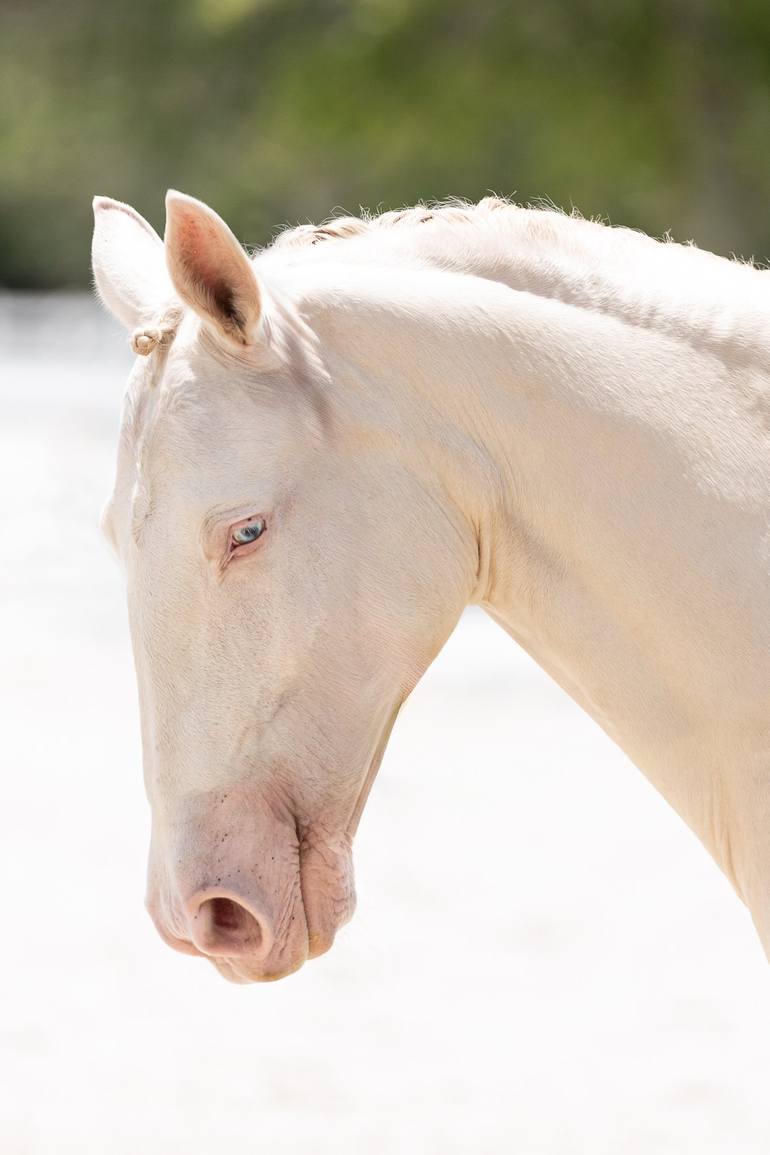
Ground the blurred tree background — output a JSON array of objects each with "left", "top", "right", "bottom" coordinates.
[{"left": 2, "top": 0, "right": 770, "bottom": 289}]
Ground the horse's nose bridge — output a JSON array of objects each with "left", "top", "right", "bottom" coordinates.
[
  {"left": 139, "top": 694, "right": 282, "bottom": 813},
  {"left": 132, "top": 617, "right": 232, "bottom": 782},
  {"left": 141, "top": 689, "right": 216, "bottom": 779}
]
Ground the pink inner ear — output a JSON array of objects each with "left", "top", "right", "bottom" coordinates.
[
  {"left": 177, "top": 215, "right": 226, "bottom": 293},
  {"left": 174, "top": 210, "right": 252, "bottom": 333}
]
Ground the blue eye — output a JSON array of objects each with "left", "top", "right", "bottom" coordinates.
[{"left": 231, "top": 517, "right": 266, "bottom": 548}]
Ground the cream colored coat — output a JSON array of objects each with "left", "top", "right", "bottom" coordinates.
[{"left": 92, "top": 193, "right": 770, "bottom": 981}]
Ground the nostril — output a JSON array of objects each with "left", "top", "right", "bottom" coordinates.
[
  {"left": 209, "top": 897, "right": 246, "bottom": 933},
  {"left": 191, "top": 894, "right": 272, "bottom": 959}
]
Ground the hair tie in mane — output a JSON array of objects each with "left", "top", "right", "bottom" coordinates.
[
  {"left": 130, "top": 314, "right": 180, "bottom": 358},
  {"left": 131, "top": 329, "right": 161, "bottom": 356}
]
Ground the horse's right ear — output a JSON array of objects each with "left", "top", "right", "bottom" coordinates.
[{"left": 91, "top": 197, "right": 172, "bottom": 330}]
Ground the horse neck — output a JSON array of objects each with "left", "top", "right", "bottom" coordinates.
[
  {"left": 361, "top": 206, "right": 770, "bottom": 357},
  {"left": 309, "top": 258, "right": 770, "bottom": 939}
]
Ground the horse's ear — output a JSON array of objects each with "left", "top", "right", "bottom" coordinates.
[
  {"left": 164, "top": 190, "right": 262, "bottom": 348},
  {"left": 91, "top": 197, "right": 172, "bottom": 330}
]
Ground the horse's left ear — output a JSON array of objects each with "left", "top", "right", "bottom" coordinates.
[{"left": 164, "top": 191, "right": 263, "bottom": 348}]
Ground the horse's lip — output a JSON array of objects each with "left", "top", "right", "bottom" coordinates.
[
  {"left": 147, "top": 737, "right": 372, "bottom": 977},
  {"left": 307, "top": 927, "right": 337, "bottom": 959},
  {"left": 345, "top": 697, "right": 403, "bottom": 837},
  {"left": 153, "top": 923, "right": 309, "bottom": 981},
  {"left": 209, "top": 953, "right": 307, "bottom": 984},
  {"left": 156, "top": 922, "right": 310, "bottom": 981}
]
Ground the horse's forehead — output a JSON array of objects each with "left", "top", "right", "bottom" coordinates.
[
  {"left": 111, "top": 298, "right": 338, "bottom": 553},
  {"left": 115, "top": 344, "right": 298, "bottom": 525},
  {"left": 121, "top": 331, "right": 222, "bottom": 452},
  {"left": 109, "top": 341, "right": 202, "bottom": 537}
]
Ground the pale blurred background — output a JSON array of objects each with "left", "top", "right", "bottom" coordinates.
[{"left": 3, "top": 3, "right": 770, "bottom": 1152}]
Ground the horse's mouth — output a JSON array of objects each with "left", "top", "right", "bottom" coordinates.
[
  {"left": 145, "top": 705, "right": 400, "bottom": 982},
  {"left": 147, "top": 811, "right": 355, "bottom": 983},
  {"left": 155, "top": 921, "right": 313, "bottom": 983},
  {"left": 176, "top": 914, "right": 337, "bottom": 984},
  {"left": 209, "top": 952, "right": 308, "bottom": 984}
]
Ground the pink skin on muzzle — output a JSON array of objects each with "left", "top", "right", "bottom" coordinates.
[{"left": 145, "top": 782, "right": 356, "bottom": 982}]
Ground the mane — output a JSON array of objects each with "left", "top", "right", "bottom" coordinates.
[
  {"left": 266, "top": 195, "right": 765, "bottom": 278},
  {"left": 269, "top": 195, "right": 514, "bottom": 251},
  {"left": 133, "top": 197, "right": 770, "bottom": 362},
  {"left": 259, "top": 196, "right": 770, "bottom": 364}
]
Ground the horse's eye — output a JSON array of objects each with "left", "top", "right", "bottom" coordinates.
[{"left": 231, "top": 517, "right": 266, "bottom": 548}]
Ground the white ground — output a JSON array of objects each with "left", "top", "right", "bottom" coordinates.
[{"left": 1, "top": 295, "right": 769, "bottom": 1154}]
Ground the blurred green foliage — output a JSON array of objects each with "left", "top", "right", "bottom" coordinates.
[{"left": 2, "top": 0, "right": 770, "bottom": 288}]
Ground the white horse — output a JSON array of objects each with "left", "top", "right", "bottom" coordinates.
[{"left": 92, "top": 191, "right": 770, "bottom": 982}]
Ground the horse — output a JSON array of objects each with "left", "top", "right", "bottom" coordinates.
[{"left": 92, "top": 191, "right": 770, "bottom": 982}]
